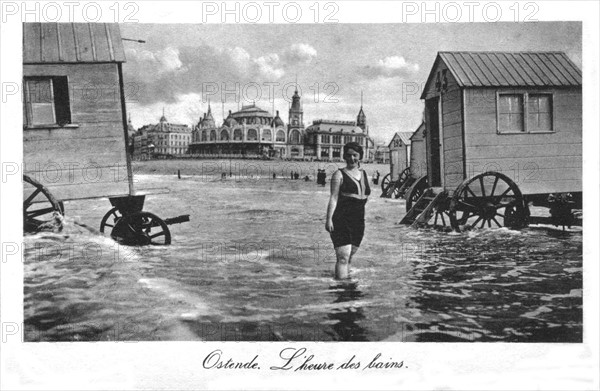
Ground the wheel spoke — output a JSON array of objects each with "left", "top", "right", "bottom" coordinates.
[
  {"left": 480, "top": 219, "right": 486, "bottom": 229},
  {"left": 440, "top": 212, "right": 446, "bottom": 226},
  {"left": 149, "top": 231, "right": 166, "bottom": 239},
  {"left": 479, "top": 176, "right": 486, "bottom": 197},
  {"left": 24, "top": 188, "right": 42, "bottom": 206},
  {"left": 497, "top": 187, "right": 513, "bottom": 200},
  {"left": 27, "top": 207, "right": 56, "bottom": 218},
  {"left": 471, "top": 216, "right": 483, "bottom": 228},
  {"left": 490, "top": 176, "right": 499, "bottom": 197},
  {"left": 459, "top": 200, "right": 478, "bottom": 211},
  {"left": 492, "top": 217, "right": 502, "bottom": 227},
  {"left": 465, "top": 186, "right": 478, "bottom": 198}
]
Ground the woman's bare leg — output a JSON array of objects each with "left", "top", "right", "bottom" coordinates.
[
  {"left": 348, "top": 245, "right": 359, "bottom": 265},
  {"left": 334, "top": 245, "right": 352, "bottom": 279}
]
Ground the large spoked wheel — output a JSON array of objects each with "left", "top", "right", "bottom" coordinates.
[
  {"left": 394, "top": 167, "right": 411, "bottom": 199},
  {"left": 449, "top": 171, "right": 527, "bottom": 231},
  {"left": 380, "top": 173, "right": 392, "bottom": 192},
  {"left": 100, "top": 207, "right": 122, "bottom": 233},
  {"left": 405, "top": 175, "right": 428, "bottom": 211},
  {"left": 23, "top": 175, "right": 64, "bottom": 233},
  {"left": 111, "top": 211, "right": 171, "bottom": 246}
]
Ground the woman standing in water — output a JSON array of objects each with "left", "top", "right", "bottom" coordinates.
[{"left": 325, "top": 142, "right": 370, "bottom": 279}]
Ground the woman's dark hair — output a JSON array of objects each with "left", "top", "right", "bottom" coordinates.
[{"left": 343, "top": 142, "right": 363, "bottom": 160}]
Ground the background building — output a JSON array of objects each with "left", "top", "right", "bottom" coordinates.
[
  {"left": 374, "top": 143, "right": 390, "bottom": 164},
  {"left": 132, "top": 111, "right": 191, "bottom": 159}
]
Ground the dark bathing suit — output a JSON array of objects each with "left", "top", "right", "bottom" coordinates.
[{"left": 330, "top": 168, "right": 371, "bottom": 248}]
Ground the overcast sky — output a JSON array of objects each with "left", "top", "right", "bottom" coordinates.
[{"left": 120, "top": 22, "right": 581, "bottom": 143}]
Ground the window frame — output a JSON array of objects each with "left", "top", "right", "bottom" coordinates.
[
  {"left": 496, "top": 90, "right": 555, "bottom": 134},
  {"left": 23, "top": 76, "right": 75, "bottom": 129}
]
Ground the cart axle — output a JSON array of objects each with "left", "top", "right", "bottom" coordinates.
[{"left": 163, "top": 214, "right": 190, "bottom": 226}]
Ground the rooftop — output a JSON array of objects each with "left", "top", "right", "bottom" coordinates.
[
  {"left": 422, "top": 51, "right": 582, "bottom": 98},
  {"left": 23, "top": 23, "right": 126, "bottom": 64}
]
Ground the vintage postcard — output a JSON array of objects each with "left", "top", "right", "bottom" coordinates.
[{"left": 1, "top": 1, "right": 598, "bottom": 390}]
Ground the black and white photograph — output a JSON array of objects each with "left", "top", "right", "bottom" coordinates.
[{"left": 1, "top": 1, "right": 598, "bottom": 390}]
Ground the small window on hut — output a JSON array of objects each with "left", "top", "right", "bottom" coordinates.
[
  {"left": 24, "top": 77, "right": 71, "bottom": 127},
  {"left": 498, "top": 92, "right": 554, "bottom": 133},
  {"left": 498, "top": 94, "right": 524, "bottom": 132},
  {"left": 528, "top": 94, "right": 553, "bottom": 132}
]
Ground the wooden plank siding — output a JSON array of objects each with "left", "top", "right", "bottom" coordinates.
[
  {"left": 409, "top": 139, "right": 427, "bottom": 178},
  {"left": 23, "top": 62, "right": 129, "bottom": 201},
  {"left": 463, "top": 87, "right": 582, "bottom": 195},
  {"left": 441, "top": 71, "right": 464, "bottom": 188}
]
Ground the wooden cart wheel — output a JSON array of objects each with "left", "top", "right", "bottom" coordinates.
[
  {"left": 380, "top": 173, "right": 392, "bottom": 192},
  {"left": 393, "top": 167, "right": 411, "bottom": 199},
  {"left": 405, "top": 175, "right": 428, "bottom": 211},
  {"left": 449, "top": 171, "right": 527, "bottom": 231},
  {"left": 23, "top": 175, "right": 64, "bottom": 233},
  {"left": 100, "top": 207, "right": 122, "bottom": 233},
  {"left": 111, "top": 211, "right": 171, "bottom": 246},
  {"left": 431, "top": 197, "right": 452, "bottom": 229}
]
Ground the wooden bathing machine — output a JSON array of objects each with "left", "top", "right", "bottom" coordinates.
[
  {"left": 400, "top": 51, "right": 582, "bottom": 230},
  {"left": 381, "top": 123, "right": 427, "bottom": 199},
  {"left": 23, "top": 23, "right": 132, "bottom": 200},
  {"left": 23, "top": 23, "right": 188, "bottom": 244},
  {"left": 388, "top": 131, "right": 412, "bottom": 181}
]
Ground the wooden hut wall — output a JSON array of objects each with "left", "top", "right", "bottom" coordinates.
[
  {"left": 463, "top": 87, "right": 582, "bottom": 195},
  {"left": 23, "top": 63, "right": 129, "bottom": 201},
  {"left": 390, "top": 147, "right": 409, "bottom": 179},
  {"left": 409, "top": 126, "right": 427, "bottom": 178},
  {"left": 440, "top": 71, "right": 465, "bottom": 188},
  {"left": 388, "top": 135, "right": 409, "bottom": 180}
]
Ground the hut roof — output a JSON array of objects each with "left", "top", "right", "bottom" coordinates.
[
  {"left": 397, "top": 132, "right": 413, "bottom": 145},
  {"left": 409, "top": 122, "right": 426, "bottom": 141},
  {"left": 23, "top": 23, "right": 126, "bottom": 64},
  {"left": 388, "top": 131, "right": 413, "bottom": 148},
  {"left": 421, "top": 51, "right": 581, "bottom": 98}
]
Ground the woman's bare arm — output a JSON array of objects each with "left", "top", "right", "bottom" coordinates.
[{"left": 325, "top": 170, "right": 342, "bottom": 232}]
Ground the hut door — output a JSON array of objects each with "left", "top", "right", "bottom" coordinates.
[{"left": 426, "top": 97, "right": 442, "bottom": 187}]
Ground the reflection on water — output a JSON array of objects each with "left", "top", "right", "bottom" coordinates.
[
  {"left": 327, "top": 281, "right": 368, "bottom": 341},
  {"left": 23, "top": 174, "right": 583, "bottom": 342}
]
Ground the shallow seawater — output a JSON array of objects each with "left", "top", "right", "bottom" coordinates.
[{"left": 23, "top": 174, "right": 583, "bottom": 342}]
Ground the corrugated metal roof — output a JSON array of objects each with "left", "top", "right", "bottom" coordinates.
[
  {"left": 389, "top": 132, "right": 413, "bottom": 148},
  {"left": 23, "top": 23, "right": 126, "bottom": 64},
  {"left": 438, "top": 51, "right": 581, "bottom": 88}
]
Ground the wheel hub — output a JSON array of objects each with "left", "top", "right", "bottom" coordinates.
[{"left": 481, "top": 201, "right": 497, "bottom": 220}]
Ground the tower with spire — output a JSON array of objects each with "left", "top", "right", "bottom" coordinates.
[
  {"left": 159, "top": 107, "right": 168, "bottom": 131},
  {"left": 356, "top": 91, "right": 368, "bottom": 134},
  {"left": 288, "top": 85, "right": 304, "bottom": 129},
  {"left": 201, "top": 101, "right": 216, "bottom": 128}
]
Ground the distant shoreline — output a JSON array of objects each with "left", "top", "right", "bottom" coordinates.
[{"left": 132, "top": 159, "right": 390, "bottom": 179}]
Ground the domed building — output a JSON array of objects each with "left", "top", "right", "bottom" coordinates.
[
  {"left": 189, "top": 90, "right": 374, "bottom": 161},
  {"left": 190, "top": 102, "right": 292, "bottom": 158}
]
